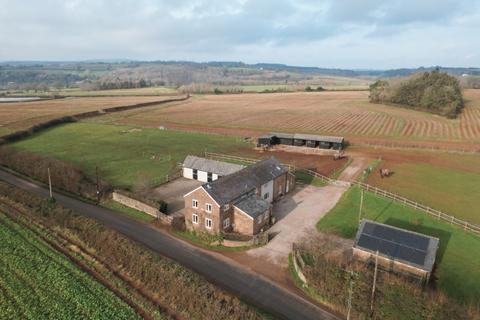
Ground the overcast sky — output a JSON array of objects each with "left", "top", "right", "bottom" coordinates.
[{"left": 1, "top": 0, "right": 479, "bottom": 69}]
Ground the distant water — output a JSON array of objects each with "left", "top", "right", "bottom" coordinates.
[{"left": 0, "top": 97, "right": 42, "bottom": 102}]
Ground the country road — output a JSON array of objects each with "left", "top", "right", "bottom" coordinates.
[{"left": 0, "top": 169, "right": 340, "bottom": 320}]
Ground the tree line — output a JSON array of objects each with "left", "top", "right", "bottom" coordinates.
[{"left": 369, "top": 70, "right": 464, "bottom": 118}]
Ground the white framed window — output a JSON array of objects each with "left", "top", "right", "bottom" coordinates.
[
  {"left": 263, "top": 192, "right": 269, "bottom": 200},
  {"left": 223, "top": 217, "right": 230, "bottom": 229},
  {"left": 256, "top": 216, "right": 262, "bottom": 224},
  {"left": 205, "top": 218, "right": 213, "bottom": 229},
  {"left": 205, "top": 203, "right": 212, "bottom": 213},
  {"left": 192, "top": 213, "right": 199, "bottom": 224},
  {"left": 192, "top": 199, "right": 198, "bottom": 208}
]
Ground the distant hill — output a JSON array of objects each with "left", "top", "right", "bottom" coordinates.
[{"left": 1, "top": 60, "right": 479, "bottom": 89}]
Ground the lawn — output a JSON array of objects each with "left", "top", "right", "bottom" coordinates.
[
  {"left": 317, "top": 186, "right": 480, "bottom": 305},
  {"left": 10, "top": 122, "right": 251, "bottom": 189},
  {"left": 367, "top": 157, "right": 480, "bottom": 225},
  {"left": 0, "top": 212, "right": 139, "bottom": 319}
]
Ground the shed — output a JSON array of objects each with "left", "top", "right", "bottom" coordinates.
[
  {"left": 353, "top": 220, "right": 439, "bottom": 282},
  {"left": 272, "top": 133, "right": 294, "bottom": 146},
  {"left": 257, "top": 132, "right": 345, "bottom": 150},
  {"left": 182, "top": 156, "right": 245, "bottom": 182},
  {"left": 258, "top": 134, "right": 275, "bottom": 146}
]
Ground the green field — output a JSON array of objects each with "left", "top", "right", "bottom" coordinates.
[
  {"left": 317, "top": 187, "right": 480, "bottom": 304},
  {"left": 367, "top": 158, "right": 480, "bottom": 225},
  {"left": 0, "top": 212, "right": 139, "bottom": 319},
  {"left": 10, "top": 123, "right": 251, "bottom": 189}
]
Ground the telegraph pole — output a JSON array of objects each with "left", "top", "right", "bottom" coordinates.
[
  {"left": 370, "top": 250, "right": 379, "bottom": 313},
  {"left": 47, "top": 167, "right": 53, "bottom": 198},
  {"left": 346, "top": 270, "right": 354, "bottom": 320}
]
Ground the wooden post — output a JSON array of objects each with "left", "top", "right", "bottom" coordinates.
[
  {"left": 370, "top": 250, "right": 379, "bottom": 313},
  {"left": 47, "top": 167, "right": 53, "bottom": 198},
  {"left": 96, "top": 166, "right": 100, "bottom": 204},
  {"left": 359, "top": 189, "right": 364, "bottom": 224}
]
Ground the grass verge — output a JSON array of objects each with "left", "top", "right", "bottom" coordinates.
[
  {"left": 173, "top": 230, "right": 258, "bottom": 251},
  {"left": 101, "top": 200, "right": 156, "bottom": 223}
]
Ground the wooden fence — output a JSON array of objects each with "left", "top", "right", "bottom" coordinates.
[
  {"left": 352, "top": 181, "right": 480, "bottom": 235},
  {"left": 204, "top": 151, "right": 295, "bottom": 171},
  {"left": 204, "top": 151, "right": 480, "bottom": 236},
  {"left": 301, "top": 168, "right": 480, "bottom": 236}
]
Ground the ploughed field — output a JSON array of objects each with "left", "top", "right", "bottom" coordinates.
[
  {"left": 0, "top": 96, "right": 176, "bottom": 134},
  {"left": 0, "top": 212, "right": 139, "bottom": 319},
  {"left": 101, "top": 90, "right": 480, "bottom": 146}
]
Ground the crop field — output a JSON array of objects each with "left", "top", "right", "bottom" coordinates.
[
  {"left": 0, "top": 95, "right": 176, "bottom": 134},
  {"left": 317, "top": 187, "right": 480, "bottom": 304},
  {"left": 0, "top": 212, "right": 138, "bottom": 319},
  {"left": 360, "top": 148, "right": 480, "bottom": 225},
  {"left": 100, "top": 90, "right": 480, "bottom": 146},
  {"left": 10, "top": 123, "right": 252, "bottom": 189}
]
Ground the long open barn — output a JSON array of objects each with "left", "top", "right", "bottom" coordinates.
[{"left": 258, "top": 132, "right": 345, "bottom": 150}]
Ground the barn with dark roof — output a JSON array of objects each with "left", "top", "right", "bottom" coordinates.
[
  {"left": 258, "top": 132, "right": 345, "bottom": 150},
  {"left": 353, "top": 220, "right": 439, "bottom": 282}
]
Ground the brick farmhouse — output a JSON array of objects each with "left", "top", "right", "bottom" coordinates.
[{"left": 183, "top": 157, "right": 295, "bottom": 235}]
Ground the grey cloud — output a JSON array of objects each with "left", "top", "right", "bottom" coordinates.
[{"left": 0, "top": 0, "right": 479, "bottom": 68}]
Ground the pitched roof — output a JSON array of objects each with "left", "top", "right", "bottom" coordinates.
[
  {"left": 354, "top": 220, "right": 439, "bottom": 272},
  {"left": 183, "top": 155, "right": 245, "bottom": 176},
  {"left": 203, "top": 157, "right": 287, "bottom": 205},
  {"left": 234, "top": 194, "right": 270, "bottom": 219},
  {"left": 293, "top": 133, "right": 344, "bottom": 144},
  {"left": 268, "top": 132, "right": 344, "bottom": 143}
]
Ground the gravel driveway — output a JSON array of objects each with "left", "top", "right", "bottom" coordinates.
[{"left": 247, "top": 184, "right": 347, "bottom": 266}]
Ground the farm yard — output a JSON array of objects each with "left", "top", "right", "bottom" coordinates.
[
  {"left": 317, "top": 187, "right": 480, "bottom": 305},
  {"left": 0, "top": 211, "right": 139, "bottom": 319},
  {"left": 0, "top": 95, "right": 178, "bottom": 134},
  {"left": 96, "top": 90, "right": 480, "bottom": 149}
]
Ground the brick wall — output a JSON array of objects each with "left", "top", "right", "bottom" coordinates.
[
  {"left": 233, "top": 206, "right": 271, "bottom": 235},
  {"left": 353, "top": 248, "right": 428, "bottom": 280},
  {"left": 112, "top": 191, "right": 176, "bottom": 226},
  {"left": 112, "top": 191, "right": 160, "bottom": 217}
]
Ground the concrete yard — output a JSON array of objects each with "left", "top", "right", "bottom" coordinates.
[
  {"left": 247, "top": 184, "right": 347, "bottom": 266},
  {"left": 151, "top": 178, "right": 203, "bottom": 214}
]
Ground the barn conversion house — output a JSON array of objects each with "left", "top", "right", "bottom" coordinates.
[
  {"left": 183, "top": 157, "right": 295, "bottom": 235},
  {"left": 258, "top": 133, "right": 345, "bottom": 150},
  {"left": 182, "top": 155, "right": 245, "bottom": 182},
  {"left": 353, "top": 220, "right": 439, "bottom": 282}
]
